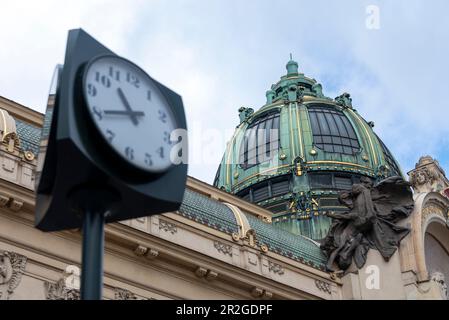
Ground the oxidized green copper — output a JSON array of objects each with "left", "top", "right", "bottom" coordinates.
[{"left": 214, "top": 58, "right": 403, "bottom": 241}]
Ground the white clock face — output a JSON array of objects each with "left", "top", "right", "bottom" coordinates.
[{"left": 83, "top": 56, "right": 178, "bottom": 173}]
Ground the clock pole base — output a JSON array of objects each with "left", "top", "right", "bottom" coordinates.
[{"left": 80, "top": 207, "right": 105, "bottom": 300}]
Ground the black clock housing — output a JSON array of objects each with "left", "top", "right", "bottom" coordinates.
[{"left": 35, "top": 29, "right": 188, "bottom": 231}]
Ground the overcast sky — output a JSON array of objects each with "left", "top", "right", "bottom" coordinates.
[{"left": 1, "top": 0, "right": 448, "bottom": 183}]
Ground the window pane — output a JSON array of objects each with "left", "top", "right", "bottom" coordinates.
[
  {"left": 343, "top": 146, "right": 352, "bottom": 154},
  {"left": 335, "top": 176, "right": 352, "bottom": 190},
  {"left": 309, "top": 112, "right": 321, "bottom": 135},
  {"left": 325, "top": 113, "right": 339, "bottom": 135},
  {"left": 308, "top": 105, "right": 361, "bottom": 155},
  {"left": 239, "top": 111, "right": 281, "bottom": 169},
  {"left": 350, "top": 139, "right": 360, "bottom": 148},
  {"left": 310, "top": 174, "right": 333, "bottom": 188},
  {"left": 272, "top": 115, "right": 280, "bottom": 130},
  {"left": 324, "top": 144, "right": 334, "bottom": 152},
  {"left": 334, "top": 145, "right": 343, "bottom": 153},
  {"left": 272, "top": 177, "right": 290, "bottom": 196},
  {"left": 264, "top": 117, "right": 273, "bottom": 145},
  {"left": 340, "top": 116, "right": 357, "bottom": 139},
  {"left": 334, "top": 115, "right": 349, "bottom": 136},
  {"left": 317, "top": 112, "right": 331, "bottom": 135},
  {"left": 332, "top": 136, "right": 342, "bottom": 145},
  {"left": 253, "top": 185, "right": 269, "bottom": 202}
]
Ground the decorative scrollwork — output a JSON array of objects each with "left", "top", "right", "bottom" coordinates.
[
  {"left": 422, "top": 203, "right": 447, "bottom": 226},
  {"left": 0, "top": 251, "right": 27, "bottom": 300},
  {"left": 114, "top": 287, "right": 138, "bottom": 300},
  {"left": 213, "top": 241, "right": 233, "bottom": 257},
  {"left": 315, "top": 279, "right": 332, "bottom": 294},
  {"left": 45, "top": 279, "right": 80, "bottom": 300},
  {"left": 268, "top": 261, "right": 284, "bottom": 275},
  {"left": 159, "top": 219, "right": 177, "bottom": 234}
]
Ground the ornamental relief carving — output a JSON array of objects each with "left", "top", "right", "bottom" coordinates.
[
  {"left": 431, "top": 272, "right": 448, "bottom": 300},
  {"left": 45, "top": 279, "right": 80, "bottom": 300},
  {"left": 45, "top": 265, "right": 81, "bottom": 300},
  {"left": 315, "top": 279, "right": 332, "bottom": 294},
  {"left": 409, "top": 156, "right": 448, "bottom": 194},
  {"left": 0, "top": 251, "right": 27, "bottom": 300},
  {"left": 213, "top": 241, "right": 233, "bottom": 257},
  {"left": 268, "top": 261, "right": 284, "bottom": 275},
  {"left": 159, "top": 219, "right": 177, "bottom": 234},
  {"left": 114, "top": 287, "right": 146, "bottom": 300},
  {"left": 421, "top": 203, "right": 448, "bottom": 227}
]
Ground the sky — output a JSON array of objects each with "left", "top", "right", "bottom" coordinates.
[{"left": 1, "top": 0, "right": 449, "bottom": 184}]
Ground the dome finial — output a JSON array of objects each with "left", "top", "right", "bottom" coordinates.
[{"left": 286, "top": 54, "right": 298, "bottom": 75}]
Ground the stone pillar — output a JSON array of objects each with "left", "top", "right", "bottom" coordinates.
[{"left": 341, "top": 250, "right": 406, "bottom": 299}]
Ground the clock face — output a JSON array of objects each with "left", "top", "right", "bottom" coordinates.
[{"left": 83, "top": 55, "right": 178, "bottom": 173}]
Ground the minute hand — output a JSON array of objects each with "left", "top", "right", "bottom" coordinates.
[
  {"left": 117, "top": 87, "right": 140, "bottom": 126},
  {"left": 104, "top": 110, "right": 145, "bottom": 117}
]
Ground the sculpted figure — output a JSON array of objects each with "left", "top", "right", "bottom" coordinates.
[{"left": 321, "top": 176, "right": 414, "bottom": 272}]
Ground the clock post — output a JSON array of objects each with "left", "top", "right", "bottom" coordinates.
[
  {"left": 81, "top": 207, "right": 104, "bottom": 299},
  {"left": 69, "top": 187, "right": 119, "bottom": 300},
  {"left": 35, "top": 29, "right": 188, "bottom": 300}
]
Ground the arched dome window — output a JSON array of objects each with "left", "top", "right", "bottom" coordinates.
[
  {"left": 239, "top": 111, "right": 280, "bottom": 169},
  {"left": 307, "top": 105, "right": 360, "bottom": 155}
]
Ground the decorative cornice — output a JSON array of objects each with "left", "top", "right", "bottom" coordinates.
[
  {"left": 133, "top": 244, "right": 159, "bottom": 260},
  {"left": 251, "top": 286, "right": 273, "bottom": 299},
  {"left": 0, "top": 96, "right": 44, "bottom": 127},
  {"left": 195, "top": 266, "right": 219, "bottom": 281},
  {"left": 134, "top": 245, "right": 148, "bottom": 256}
]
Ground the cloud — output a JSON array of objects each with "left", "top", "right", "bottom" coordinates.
[{"left": 1, "top": 0, "right": 448, "bottom": 183}]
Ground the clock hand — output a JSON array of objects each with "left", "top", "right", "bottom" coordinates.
[
  {"left": 117, "top": 87, "right": 139, "bottom": 126},
  {"left": 104, "top": 110, "right": 145, "bottom": 117}
]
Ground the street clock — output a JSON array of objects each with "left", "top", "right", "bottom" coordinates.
[{"left": 35, "top": 29, "right": 188, "bottom": 232}]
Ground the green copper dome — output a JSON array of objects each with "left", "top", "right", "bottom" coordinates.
[{"left": 213, "top": 58, "right": 404, "bottom": 241}]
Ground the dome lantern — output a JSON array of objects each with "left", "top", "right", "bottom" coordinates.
[{"left": 286, "top": 53, "right": 299, "bottom": 76}]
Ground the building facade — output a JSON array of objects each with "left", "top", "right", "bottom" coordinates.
[{"left": 0, "top": 60, "right": 448, "bottom": 299}]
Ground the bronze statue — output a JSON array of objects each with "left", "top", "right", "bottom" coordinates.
[{"left": 321, "top": 176, "right": 414, "bottom": 272}]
